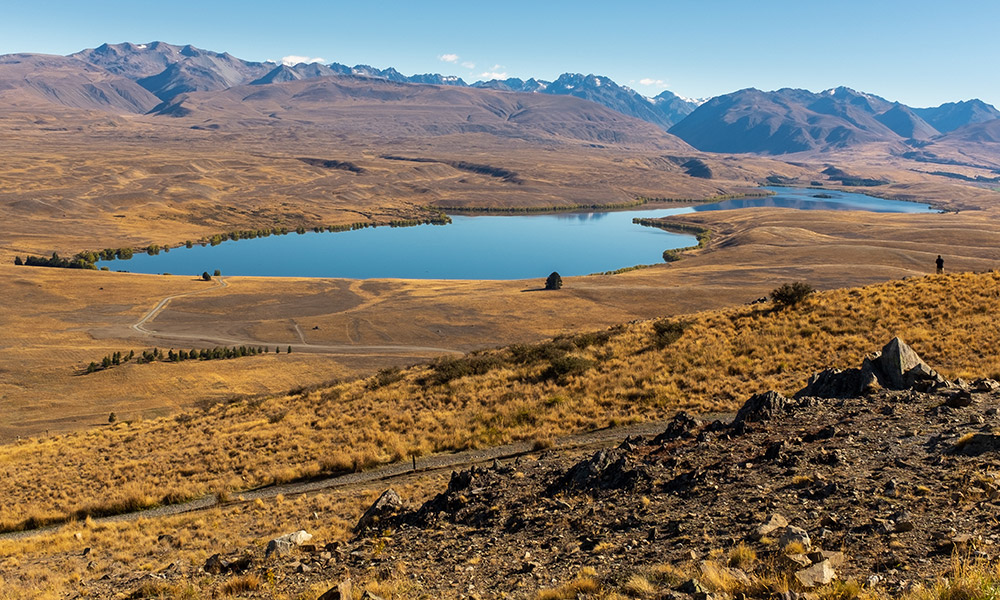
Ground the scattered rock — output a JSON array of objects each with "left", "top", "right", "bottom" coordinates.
[
  {"left": 678, "top": 579, "right": 706, "bottom": 594},
  {"left": 973, "top": 379, "right": 1000, "bottom": 393},
  {"left": 892, "top": 512, "right": 915, "bottom": 533},
  {"left": 203, "top": 554, "right": 227, "bottom": 574},
  {"left": 943, "top": 390, "right": 974, "bottom": 408},
  {"left": 780, "top": 526, "right": 811, "bottom": 550},
  {"left": 784, "top": 553, "right": 813, "bottom": 568},
  {"left": 266, "top": 530, "right": 313, "bottom": 558},
  {"left": 809, "top": 551, "right": 846, "bottom": 568},
  {"left": 318, "top": 579, "right": 353, "bottom": 600},
  {"left": 733, "top": 391, "right": 791, "bottom": 428},
  {"left": 754, "top": 513, "right": 789, "bottom": 539},
  {"left": 355, "top": 489, "right": 405, "bottom": 534},
  {"left": 795, "top": 560, "right": 836, "bottom": 587},
  {"left": 552, "top": 447, "right": 649, "bottom": 492},
  {"left": 654, "top": 412, "right": 703, "bottom": 443}
]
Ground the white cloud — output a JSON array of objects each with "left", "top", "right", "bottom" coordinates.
[
  {"left": 478, "top": 64, "right": 508, "bottom": 79},
  {"left": 280, "top": 55, "right": 326, "bottom": 66},
  {"left": 439, "top": 53, "right": 459, "bottom": 63},
  {"left": 638, "top": 78, "right": 669, "bottom": 88},
  {"left": 461, "top": 61, "right": 476, "bottom": 69}
]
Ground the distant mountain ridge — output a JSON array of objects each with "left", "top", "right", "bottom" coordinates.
[
  {"left": 1, "top": 41, "right": 996, "bottom": 156},
  {"left": 667, "top": 86, "right": 1000, "bottom": 154},
  {"left": 147, "top": 74, "right": 691, "bottom": 150},
  {"left": 912, "top": 100, "right": 1000, "bottom": 134},
  {"left": 71, "top": 42, "right": 274, "bottom": 101},
  {"left": 0, "top": 53, "right": 160, "bottom": 113},
  {"left": 66, "top": 42, "right": 700, "bottom": 129}
]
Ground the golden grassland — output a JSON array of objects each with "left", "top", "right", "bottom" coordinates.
[
  {"left": 0, "top": 265, "right": 434, "bottom": 441},
  {"left": 4, "top": 193, "right": 1000, "bottom": 442},
  {"left": 2, "top": 271, "right": 1000, "bottom": 534}
]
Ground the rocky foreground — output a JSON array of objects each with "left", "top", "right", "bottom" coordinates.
[{"left": 114, "top": 339, "right": 1000, "bottom": 599}]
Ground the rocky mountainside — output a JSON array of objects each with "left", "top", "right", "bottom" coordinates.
[
  {"left": 149, "top": 75, "right": 692, "bottom": 149},
  {"left": 0, "top": 53, "right": 160, "bottom": 113},
  {"left": 70, "top": 41, "right": 274, "bottom": 101},
  {"left": 669, "top": 87, "right": 944, "bottom": 154},
  {"left": 913, "top": 99, "right": 1000, "bottom": 134},
  {"left": 473, "top": 73, "right": 698, "bottom": 129},
  {"left": 936, "top": 118, "right": 1000, "bottom": 145},
  {"left": 98, "top": 338, "right": 1000, "bottom": 598}
]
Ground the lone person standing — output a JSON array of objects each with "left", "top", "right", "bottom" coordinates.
[{"left": 936, "top": 255, "right": 944, "bottom": 274}]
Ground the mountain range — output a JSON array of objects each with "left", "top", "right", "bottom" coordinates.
[
  {"left": 2, "top": 40, "right": 999, "bottom": 157},
  {"left": 668, "top": 86, "right": 1000, "bottom": 155}
]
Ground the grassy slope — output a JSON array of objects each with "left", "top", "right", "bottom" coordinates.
[{"left": 2, "top": 271, "right": 999, "bottom": 531}]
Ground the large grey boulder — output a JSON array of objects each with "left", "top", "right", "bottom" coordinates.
[
  {"left": 265, "top": 530, "right": 313, "bottom": 558},
  {"left": 797, "top": 338, "right": 942, "bottom": 398},
  {"left": 354, "top": 489, "right": 404, "bottom": 534}
]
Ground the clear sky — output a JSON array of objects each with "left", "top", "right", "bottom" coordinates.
[{"left": 2, "top": 0, "right": 997, "bottom": 108}]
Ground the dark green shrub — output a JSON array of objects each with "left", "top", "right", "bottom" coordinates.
[
  {"left": 771, "top": 282, "right": 815, "bottom": 308},
  {"left": 508, "top": 339, "right": 574, "bottom": 365},
  {"left": 426, "top": 353, "right": 504, "bottom": 385},
  {"left": 545, "top": 271, "right": 563, "bottom": 290},
  {"left": 540, "top": 355, "right": 595, "bottom": 381},
  {"left": 570, "top": 329, "right": 614, "bottom": 349},
  {"left": 652, "top": 319, "right": 688, "bottom": 349},
  {"left": 367, "top": 367, "right": 405, "bottom": 390}
]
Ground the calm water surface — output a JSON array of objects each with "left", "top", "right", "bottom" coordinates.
[{"left": 98, "top": 187, "right": 935, "bottom": 280}]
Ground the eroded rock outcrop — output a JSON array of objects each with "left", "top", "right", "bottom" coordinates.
[{"left": 796, "top": 337, "right": 942, "bottom": 398}]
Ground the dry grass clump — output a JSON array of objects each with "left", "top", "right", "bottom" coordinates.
[
  {"left": 535, "top": 568, "right": 601, "bottom": 599},
  {"left": 535, "top": 555, "right": 996, "bottom": 600},
  {"left": 902, "top": 557, "right": 1000, "bottom": 600},
  {"left": 218, "top": 573, "right": 261, "bottom": 596},
  {"left": 128, "top": 580, "right": 201, "bottom": 599},
  {"left": 728, "top": 542, "right": 758, "bottom": 570},
  {"left": 2, "top": 272, "right": 1000, "bottom": 530}
]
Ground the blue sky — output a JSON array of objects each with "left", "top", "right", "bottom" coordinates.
[{"left": 2, "top": 0, "right": 997, "bottom": 108}]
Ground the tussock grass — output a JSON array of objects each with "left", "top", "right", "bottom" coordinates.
[
  {"left": 903, "top": 557, "right": 1000, "bottom": 600},
  {"left": 2, "top": 272, "right": 1000, "bottom": 531}
]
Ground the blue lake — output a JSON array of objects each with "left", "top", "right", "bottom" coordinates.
[{"left": 98, "top": 187, "right": 936, "bottom": 280}]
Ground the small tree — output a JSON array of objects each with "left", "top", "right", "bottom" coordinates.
[
  {"left": 545, "top": 271, "right": 563, "bottom": 290},
  {"left": 213, "top": 269, "right": 221, "bottom": 277},
  {"left": 13, "top": 256, "right": 23, "bottom": 266},
  {"left": 771, "top": 282, "right": 814, "bottom": 308},
  {"left": 202, "top": 271, "right": 212, "bottom": 281},
  {"left": 287, "top": 345, "right": 293, "bottom": 354},
  {"left": 108, "top": 412, "right": 117, "bottom": 424}
]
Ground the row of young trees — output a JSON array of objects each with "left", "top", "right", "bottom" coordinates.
[{"left": 83, "top": 345, "right": 293, "bottom": 374}]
